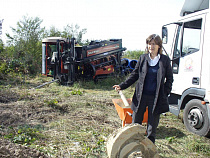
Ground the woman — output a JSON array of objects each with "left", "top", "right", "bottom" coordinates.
[{"left": 113, "top": 34, "right": 173, "bottom": 143}]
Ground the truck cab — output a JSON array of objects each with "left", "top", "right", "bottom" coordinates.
[{"left": 162, "top": 0, "right": 210, "bottom": 137}]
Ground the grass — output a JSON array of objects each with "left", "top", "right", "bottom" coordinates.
[
  {"left": 2, "top": 125, "right": 44, "bottom": 145},
  {"left": 0, "top": 74, "right": 210, "bottom": 157}
]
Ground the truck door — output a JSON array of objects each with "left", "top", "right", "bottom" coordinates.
[{"left": 162, "top": 17, "right": 204, "bottom": 95}]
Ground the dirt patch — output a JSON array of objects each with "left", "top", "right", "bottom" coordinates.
[
  {"left": 0, "top": 138, "right": 48, "bottom": 158},
  {"left": 0, "top": 102, "right": 60, "bottom": 127},
  {"left": 0, "top": 89, "right": 35, "bottom": 103},
  {"left": 0, "top": 90, "right": 63, "bottom": 157},
  {"left": 0, "top": 90, "right": 20, "bottom": 103}
]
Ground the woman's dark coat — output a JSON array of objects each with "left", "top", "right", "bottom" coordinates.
[{"left": 119, "top": 54, "right": 173, "bottom": 114}]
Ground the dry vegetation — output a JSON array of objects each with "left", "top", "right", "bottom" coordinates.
[{"left": 0, "top": 75, "right": 209, "bottom": 158}]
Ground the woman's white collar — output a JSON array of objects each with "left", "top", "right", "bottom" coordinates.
[{"left": 148, "top": 54, "right": 160, "bottom": 66}]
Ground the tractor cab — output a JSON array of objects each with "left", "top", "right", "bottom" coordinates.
[{"left": 42, "top": 37, "right": 67, "bottom": 76}]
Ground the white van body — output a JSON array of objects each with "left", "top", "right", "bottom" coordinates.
[{"left": 162, "top": 0, "right": 210, "bottom": 137}]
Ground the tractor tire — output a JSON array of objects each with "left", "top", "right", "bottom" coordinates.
[
  {"left": 183, "top": 99, "right": 210, "bottom": 137},
  {"left": 106, "top": 124, "right": 159, "bottom": 158}
]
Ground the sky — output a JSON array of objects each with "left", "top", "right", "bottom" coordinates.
[{"left": 0, "top": 0, "right": 185, "bottom": 50}]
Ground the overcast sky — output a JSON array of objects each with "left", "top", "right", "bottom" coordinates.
[{"left": 0, "top": 0, "right": 185, "bottom": 50}]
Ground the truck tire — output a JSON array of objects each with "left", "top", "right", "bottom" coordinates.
[{"left": 183, "top": 99, "right": 210, "bottom": 137}]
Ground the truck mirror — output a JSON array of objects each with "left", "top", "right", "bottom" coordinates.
[{"left": 162, "top": 26, "right": 168, "bottom": 44}]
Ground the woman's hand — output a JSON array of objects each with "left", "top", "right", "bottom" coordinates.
[{"left": 113, "top": 85, "right": 121, "bottom": 91}]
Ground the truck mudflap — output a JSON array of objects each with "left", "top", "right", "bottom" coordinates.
[{"left": 106, "top": 124, "right": 159, "bottom": 158}]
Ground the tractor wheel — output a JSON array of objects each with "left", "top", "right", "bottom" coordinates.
[
  {"left": 106, "top": 124, "right": 159, "bottom": 158},
  {"left": 183, "top": 99, "right": 210, "bottom": 137}
]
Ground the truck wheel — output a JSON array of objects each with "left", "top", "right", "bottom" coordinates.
[{"left": 183, "top": 99, "right": 210, "bottom": 137}]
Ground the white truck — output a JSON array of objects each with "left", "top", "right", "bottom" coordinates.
[{"left": 162, "top": 0, "right": 210, "bottom": 137}]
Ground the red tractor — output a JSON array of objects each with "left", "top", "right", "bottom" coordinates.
[{"left": 42, "top": 37, "right": 126, "bottom": 85}]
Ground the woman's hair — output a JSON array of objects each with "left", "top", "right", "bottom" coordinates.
[{"left": 146, "top": 34, "right": 163, "bottom": 54}]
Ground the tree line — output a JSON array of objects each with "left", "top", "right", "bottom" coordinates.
[{"left": 0, "top": 15, "right": 88, "bottom": 78}]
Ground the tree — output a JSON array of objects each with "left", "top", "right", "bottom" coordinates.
[
  {"left": 46, "top": 26, "right": 62, "bottom": 37},
  {"left": 45, "top": 24, "right": 87, "bottom": 45},
  {"left": 62, "top": 24, "right": 87, "bottom": 45},
  {"left": 6, "top": 15, "right": 45, "bottom": 74},
  {"left": 0, "top": 39, "right": 3, "bottom": 54}
]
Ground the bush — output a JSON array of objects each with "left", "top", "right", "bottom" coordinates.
[
  {"left": 0, "top": 59, "right": 25, "bottom": 74},
  {"left": 123, "top": 50, "right": 145, "bottom": 59},
  {"left": 0, "top": 61, "right": 8, "bottom": 74}
]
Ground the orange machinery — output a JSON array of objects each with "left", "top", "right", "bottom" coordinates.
[{"left": 112, "top": 97, "right": 148, "bottom": 127}]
